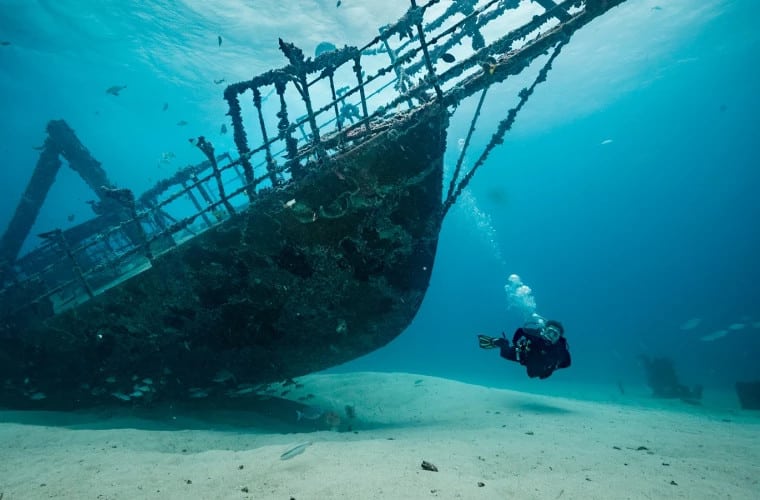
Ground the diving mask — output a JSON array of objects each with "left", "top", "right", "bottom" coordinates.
[{"left": 542, "top": 324, "right": 562, "bottom": 344}]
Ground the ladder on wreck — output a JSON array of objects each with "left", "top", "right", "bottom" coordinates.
[{"left": 0, "top": 0, "right": 628, "bottom": 322}]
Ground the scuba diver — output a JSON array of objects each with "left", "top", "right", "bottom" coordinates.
[{"left": 478, "top": 316, "right": 571, "bottom": 379}]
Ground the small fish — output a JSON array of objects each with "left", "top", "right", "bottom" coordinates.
[
  {"left": 440, "top": 52, "right": 455, "bottom": 63},
  {"left": 296, "top": 405, "right": 324, "bottom": 421},
  {"left": 67, "top": 214, "right": 75, "bottom": 222},
  {"left": 600, "top": 139, "right": 613, "bottom": 145},
  {"left": 213, "top": 78, "right": 226, "bottom": 85},
  {"left": 106, "top": 85, "right": 127, "bottom": 96},
  {"left": 679, "top": 318, "right": 701, "bottom": 330},
  {"left": 29, "top": 392, "right": 47, "bottom": 400},
  {"left": 32, "top": 144, "right": 45, "bottom": 151},
  {"left": 728, "top": 323, "right": 745, "bottom": 331},
  {"left": 1, "top": 41, "right": 11, "bottom": 46},
  {"left": 700, "top": 330, "right": 728, "bottom": 342},
  {"left": 336, "top": 1, "right": 342, "bottom": 7},
  {"left": 158, "top": 151, "right": 175, "bottom": 165},
  {"left": 218, "top": 35, "right": 223, "bottom": 47},
  {"left": 162, "top": 102, "right": 169, "bottom": 111},
  {"left": 188, "top": 388, "right": 209, "bottom": 398},
  {"left": 280, "top": 441, "right": 312, "bottom": 460},
  {"left": 177, "top": 120, "right": 188, "bottom": 126},
  {"left": 212, "top": 369, "right": 235, "bottom": 383},
  {"left": 220, "top": 123, "right": 227, "bottom": 134}
]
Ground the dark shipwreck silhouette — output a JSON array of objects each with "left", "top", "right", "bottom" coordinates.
[{"left": 0, "top": 0, "right": 629, "bottom": 409}]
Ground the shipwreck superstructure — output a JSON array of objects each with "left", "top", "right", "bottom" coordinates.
[{"left": 0, "top": 0, "right": 628, "bottom": 409}]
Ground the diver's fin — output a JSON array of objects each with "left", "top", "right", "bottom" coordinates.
[{"left": 478, "top": 334, "right": 498, "bottom": 349}]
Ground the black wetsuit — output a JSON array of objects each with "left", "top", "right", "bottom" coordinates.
[{"left": 500, "top": 328, "right": 571, "bottom": 379}]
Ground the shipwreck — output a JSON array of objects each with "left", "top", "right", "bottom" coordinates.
[{"left": 0, "top": 0, "right": 629, "bottom": 409}]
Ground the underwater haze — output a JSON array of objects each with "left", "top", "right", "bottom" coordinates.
[{"left": 1, "top": 0, "right": 759, "bottom": 402}]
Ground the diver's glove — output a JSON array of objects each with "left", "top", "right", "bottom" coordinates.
[{"left": 478, "top": 333, "right": 509, "bottom": 349}]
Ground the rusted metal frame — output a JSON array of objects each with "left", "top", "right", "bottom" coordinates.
[
  {"left": 181, "top": 180, "right": 213, "bottom": 227},
  {"left": 534, "top": 0, "right": 572, "bottom": 21},
  {"left": 424, "top": 0, "right": 481, "bottom": 32},
  {"left": 379, "top": 35, "right": 414, "bottom": 109},
  {"left": 144, "top": 202, "right": 178, "bottom": 248},
  {"left": 410, "top": 2, "right": 443, "bottom": 101},
  {"left": 230, "top": 164, "right": 246, "bottom": 184},
  {"left": 39, "top": 229, "right": 95, "bottom": 300},
  {"left": 326, "top": 70, "right": 342, "bottom": 131},
  {"left": 323, "top": 67, "right": 347, "bottom": 152},
  {"left": 138, "top": 153, "right": 232, "bottom": 207},
  {"left": 223, "top": 88, "right": 256, "bottom": 200},
  {"left": 277, "top": 39, "right": 326, "bottom": 168},
  {"left": 195, "top": 137, "right": 236, "bottom": 216},
  {"left": 253, "top": 86, "right": 279, "bottom": 181},
  {"left": 274, "top": 79, "right": 302, "bottom": 181},
  {"left": 351, "top": 55, "right": 371, "bottom": 126},
  {"left": 126, "top": 194, "right": 155, "bottom": 263},
  {"left": 294, "top": 76, "right": 326, "bottom": 164}
]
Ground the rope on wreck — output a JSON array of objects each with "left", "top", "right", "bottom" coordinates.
[
  {"left": 446, "top": 86, "right": 489, "bottom": 203},
  {"left": 441, "top": 39, "right": 568, "bottom": 219}
]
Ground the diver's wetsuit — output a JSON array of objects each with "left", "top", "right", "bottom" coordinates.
[{"left": 500, "top": 328, "right": 571, "bottom": 379}]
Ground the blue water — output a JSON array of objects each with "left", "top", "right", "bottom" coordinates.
[{"left": 1, "top": 0, "right": 758, "bottom": 400}]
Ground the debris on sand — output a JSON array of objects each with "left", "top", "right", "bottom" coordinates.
[
  {"left": 421, "top": 460, "right": 438, "bottom": 472},
  {"left": 280, "top": 441, "right": 312, "bottom": 460}
]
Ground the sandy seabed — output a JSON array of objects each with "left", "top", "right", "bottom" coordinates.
[{"left": 1, "top": 371, "right": 758, "bottom": 500}]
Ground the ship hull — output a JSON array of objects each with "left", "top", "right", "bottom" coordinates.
[{"left": 0, "top": 106, "right": 449, "bottom": 409}]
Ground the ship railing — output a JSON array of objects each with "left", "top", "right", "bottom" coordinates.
[{"left": 220, "top": 0, "right": 584, "bottom": 195}]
